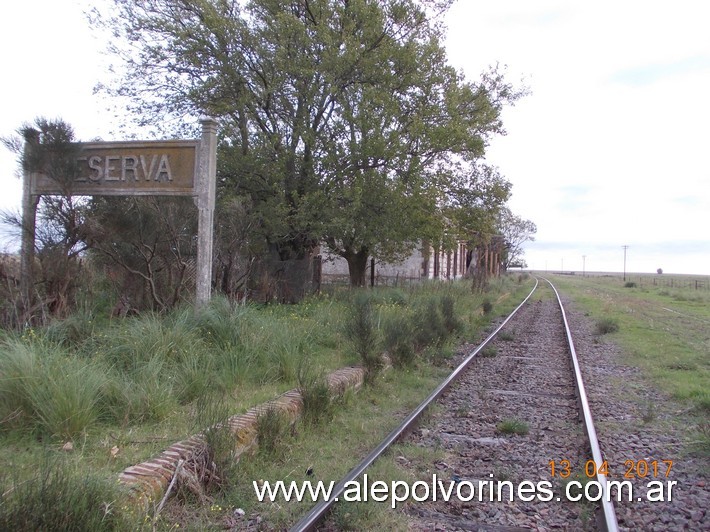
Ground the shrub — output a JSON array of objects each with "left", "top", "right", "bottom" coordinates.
[
  {"left": 344, "top": 293, "right": 381, "bottom": 382},
  {"left": 187, "top": 298, "right": 242, "bottom": 349},
  {"left": 383, "top": 314, "right": 416, "bottom": 368},
  {"left": 412, "top": 298, "right": 447, "bottom": 351},
  {"left": 440, "top": 294, "right": 462, "bottom": 333},
  {"left": 481, "top": 298, "right": 493, "bottom": 314},
  {"left": 624, "top": 281, "right": 637, "bottom": 288},
  {"left": 594, "top": 317, "right": 619, "bottom": 335},
  {"left": 297, "top": 362, "right": 334, "bottom": 426},
  {"left": 28, "top": 360, "right": 105, "bottom": 439},
  {"left": 256, "top": 407, "right": 291, "bottom": 459},
  {"left": 191, "top": 395, "right": 239, "bottom": 495},
  {"left": 0, "top": 340, "right": 41, "bottom": 432}
]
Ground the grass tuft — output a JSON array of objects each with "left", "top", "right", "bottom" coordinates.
[
  {"left": 594, "top": 317, "right": 619, "bottom": 335},
  {"left": 496, "top": 418, "right": 529, "bottom": 435}
]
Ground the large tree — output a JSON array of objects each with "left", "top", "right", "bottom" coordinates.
[{"left": 95, "top": 0, "right": 524, "bottom": 288}]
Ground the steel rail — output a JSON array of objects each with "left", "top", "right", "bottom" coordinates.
[
  {"left": 290, "top": 278, "right": 539, "bottom": 532},
  {"left": 543, "top": 277, "right": 620, "bottom": 532}
]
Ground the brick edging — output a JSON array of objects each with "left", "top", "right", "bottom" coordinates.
[{"left": 118, "top": 365, "right": 366, "bottom": 506}]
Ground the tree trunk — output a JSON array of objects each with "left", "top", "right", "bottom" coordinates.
[{"left": 344, "top": 248, "right": 369, "bottom": 287}]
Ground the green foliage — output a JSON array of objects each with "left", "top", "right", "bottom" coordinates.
[
  {"left": 497, "top": 207, "right": 537, "bottom": 270},
  {"left": 498, "top": 330, "right": 515, "bottom": 342},
  {"left": 44, "top": 311, "right": 97, "bottom": 349},
  {"left": 624, "top": 281, "right": 637, "bottom": 288},
  {"left": 96, "top": 0, "right": 525, "bottom": 286},
  {"left": 193, "top": 395, "right": 240, "bottom": 494}
]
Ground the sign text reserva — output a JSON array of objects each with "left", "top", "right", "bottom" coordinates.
[{"left": 30, "top": 141, "right": 198, "bottom": 196}]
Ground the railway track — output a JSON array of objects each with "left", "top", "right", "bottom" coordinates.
[{"left": 291, "top": 278, "right": 620, "bottom": 531}]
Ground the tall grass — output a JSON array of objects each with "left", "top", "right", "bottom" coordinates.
[
  {"left": 0, "top": 457, "right": 134, "bottom": 531},
  {"left": 0, "top": 339, "right": 106, "bottom": 439}
]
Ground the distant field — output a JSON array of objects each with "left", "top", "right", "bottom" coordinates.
[{"left": 544, "top": 272, "right": 710, "bottom": 412}]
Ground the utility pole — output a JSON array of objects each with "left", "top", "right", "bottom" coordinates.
[
  {"left": 622, "top": 245, "right": 629, "bottom": 281},
  {"left": 582, "top": 255, "right": 586, "bottom": 277}
]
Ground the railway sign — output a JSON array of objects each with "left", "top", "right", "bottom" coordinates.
[
  {"left": 20, "top": 118, "right": 218, "bottom": 309},
  {"left": 29, "top": 140, "right": 200, "bottom": 197}
]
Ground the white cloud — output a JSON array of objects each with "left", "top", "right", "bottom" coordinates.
[
  {"left": 446, "top": 0, "right": 710, "bottom": 274},
  {"left": 0, "top": 1, "right": 707, "bottom": 274}
]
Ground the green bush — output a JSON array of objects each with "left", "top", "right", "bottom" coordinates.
[
  {"left": 412, "top": 298, "right": 447, "bottom": 351},
  {"left": 383, "top": 314, "right": 416, "bottom": 368},
  {"left": 256, "top": 407, "right": 291, "bottom": 459},
  {"left": 297, "top": 361, "right": 334, "bottom": 426},
  {"left": 344, "top": 293, "right": 381, "bottom": 382},
  {"left": 440, "top": 294, "right": 462, "bottom": 333},
  {"left": 481, "top": 298, "right": 493, "bottom": 314}
]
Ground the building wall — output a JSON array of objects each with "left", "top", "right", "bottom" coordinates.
[{"left": 320, "top": 237, "right": 506, "bottom": 284}]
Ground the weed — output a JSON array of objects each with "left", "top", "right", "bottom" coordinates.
[
  {"left": 479, "top": 346, "right": 498, "bottom": 358},
  {"left": 691, "top": 422, "right": 710, "bottom": 457},
  {"left": 256, "top": 407, "right": 291, "bottom": 459},
  {"left": 188, "top": 396, "right": 239, "bottom": 496},
  {"left": 481, "top": 298, "right": 493, "bottom": 314},
  {"left": 594, "top": 317, "right": 619, "bottom": 335},
  {"left": 624, "top": 281, "right": 637, "bottom": 288},
  {"left": 641, "top": 401, "right": 656, "bottom": 424},
  {"left": 496, "top": 418, "right": 529, "bottom": 435},
  {"left": 497, "top": 330, "right": 515, "bottom": 342}
]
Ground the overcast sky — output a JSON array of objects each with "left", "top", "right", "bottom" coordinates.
[{"left": 1, "top": 0, "right": 708, "bottom": 275}]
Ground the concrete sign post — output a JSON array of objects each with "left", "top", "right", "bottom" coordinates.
[
  {"left": 195, "top": 118, "right": 218, "bottom": 308},
  {"left": 20, "top": 118, "right": 218, "bottom": 312}
]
